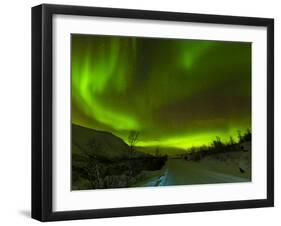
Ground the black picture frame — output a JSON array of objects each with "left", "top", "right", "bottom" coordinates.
[{"left": 32, "top": 3, "right": 274, "bottom": 222}]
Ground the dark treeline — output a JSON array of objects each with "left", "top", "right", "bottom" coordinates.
[
  {"left": 72, "top": 132, "right": 167, "bottom": 190},
  {"left": 72, "top": 153, "right": 167, "bottom": 190},
  {"left": 182, "top": 129, "right": 251, "bottom": 162}
]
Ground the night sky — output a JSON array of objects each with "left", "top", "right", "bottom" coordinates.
[{"left": 71, "top": 34, "right": 251, "bottom": 149}]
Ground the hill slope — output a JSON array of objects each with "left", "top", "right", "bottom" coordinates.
[
  {"left": 71, "top": 124, "right": 167, "bottom": 190},
  {"left": 72, "top": 124, "right": 131, "bottom": 160}
]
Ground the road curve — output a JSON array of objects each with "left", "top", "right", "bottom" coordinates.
[{"left": 141, "top": 158, "right": 250, "bottom": 187}]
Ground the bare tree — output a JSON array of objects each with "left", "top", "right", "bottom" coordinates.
[
  {"left": 237, "top": 130, "right": 242, "bottom": 143},
  {"left": 229, "top": 136, "right": 235, "bottom": 146},
  {"left": 128, "top": 131, "right": 140, "bottom": 154},
  {"left": 127, "top": 131, "right": 140, "bottom": 180},
  {"left": 155, "top": 147, "right": 160, "bottom": 157}
]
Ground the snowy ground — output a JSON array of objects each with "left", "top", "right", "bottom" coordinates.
[{"left": 133, "top": 150, "right": 251, "bottom": 187}]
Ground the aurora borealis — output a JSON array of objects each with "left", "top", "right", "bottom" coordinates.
[{"left": 71, "top": 34, "right": 251, "bottom": 150}]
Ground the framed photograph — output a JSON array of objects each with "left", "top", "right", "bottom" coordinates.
[{"left": 32, "top": 4, "right": 274, "bottom": 221}]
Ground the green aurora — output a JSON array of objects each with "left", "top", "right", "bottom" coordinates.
[{"left": 71, "top": 34, "right": 251, "bottom": 150}]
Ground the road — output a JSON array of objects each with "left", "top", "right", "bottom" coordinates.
[{"left": 139, "top": 158, "right": 250, "bottom": 187}]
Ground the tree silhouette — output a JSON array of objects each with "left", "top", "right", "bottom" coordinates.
[
  {"left": 229, "top": 136, "right": 235, "bottom": 146},
  {"left": 127, "top": 131, "right": 140, "bottom": 180},
  {"left": 155, "top": 147, "right": 160, "bottom": 157},
  {"left": 128, "top": 131, "right": 140, "bottom": 154}
]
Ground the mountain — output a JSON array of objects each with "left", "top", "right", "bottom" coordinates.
[
  {"left": 72, "top": 124, "right": 129, "bottom": 160},
  {"left": 72, "top": 124, "right": 147, "bottom": 160},
  {"left": 71, "top": 124, "right": 167, "bottom": 190}
]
